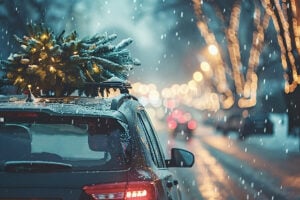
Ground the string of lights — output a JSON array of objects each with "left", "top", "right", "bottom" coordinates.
[
  {"left": 192, "top": 0, "right": 234, "bottom": 109},
  {"left": 262, "top": 0, "right": 300, "bottom": 93},
  {"left": 192, "top": 0, "right": 300, "bottom": 110},
  {"left": 227, "top": 2, "right": 244, "bottom": 96},
  {"left": 238, "top": 3, "right": 270, "bottom": 108},
  {"left": 0, "top": 24, "right": 140, "bottom": 97}
]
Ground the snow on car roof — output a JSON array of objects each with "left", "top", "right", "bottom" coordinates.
[{"left": 0, "top": 95, "right": 119, "bottom": 117}]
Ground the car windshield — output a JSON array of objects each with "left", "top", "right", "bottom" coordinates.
[{"left": 0, "top": 116, "right": 129, "bottom": 171}]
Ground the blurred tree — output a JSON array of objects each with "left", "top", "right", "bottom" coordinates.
[
  {"left": 267, "top": 0, "right": 300, "bottom": 135},
  {"left": 192, "top": 0, "right": 300, "bottom": 135},
  {"left": 0, "top": 0, "right": 78, "bottom": 59},
  {"left": 0, "top": 0, "right": 78, "bottom": 94},
  {"left": 0, "top": 23, "right": 140, "bottom": 97},
  {"left": 152, "top": 0, "right": 205, "bottom": 84}
]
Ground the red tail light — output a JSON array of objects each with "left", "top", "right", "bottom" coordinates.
[
  {"left": 3, "top": 112, "right": 39, "bottom": 118},
  {"left": 83, "top": 181, "right": 157, "bottom": 200},
  {"left": 168, "top": 120, "right": 177, "bottom": 130},
  {"left": 187, "top": 120, "right": 197, "bottom": 130}
]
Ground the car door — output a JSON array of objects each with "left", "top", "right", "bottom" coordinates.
[{"left": 137, "top": 109, "right": 181, "bottom": 200}]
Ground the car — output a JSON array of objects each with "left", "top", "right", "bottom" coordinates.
[
  {"left": 0, "top": 81, "right": 194, "bottom": 200},
  {"left": 215, "top": 113, "right": 243, "bottom": 135},
  {"left": 214, "top": 111, "right": 274, "bottom": 140},
  {"left": 167, "top": 109, "right": 197, "bottom": 140},
  {"left": 239, "top": 113, "right": 274, "bottom": 140}
]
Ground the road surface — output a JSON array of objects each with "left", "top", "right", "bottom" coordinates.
[{"left": 157, "top": 124, "right": 300, "bottom": 200}]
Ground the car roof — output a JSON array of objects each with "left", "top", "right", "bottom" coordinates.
[
  {"left": 0, "top": 94, "right": 131, "bottom": 122},
  {"left": 0, "top": 81, "right": 140, "bottom": 122}
]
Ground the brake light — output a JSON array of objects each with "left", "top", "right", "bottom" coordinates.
[
  {"left": 83, "top": 181, "right": 157, "bottom": 200},
  {"left": 177, "top": 115, "right": 186, "bottom": 124},
  {"left": 188, "top": 120, "right": 197, "bottom": 130},
  {"left": 168, "top": 120, "right": 177, "bottom": 130},
  {"left": 3, "top": 112, "right": 39, "bottom": 118}
]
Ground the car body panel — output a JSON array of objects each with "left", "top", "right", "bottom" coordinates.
[
  {"left": 0, "top": 170, "right": 129, "bottom": 199},
  {"left": 0, "top": 94, "right": 194, "bottom": 199}
]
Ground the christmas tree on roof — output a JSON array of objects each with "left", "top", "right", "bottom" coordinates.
[{"left": 0, "top": 23, "right": 140, "bottom": 97}]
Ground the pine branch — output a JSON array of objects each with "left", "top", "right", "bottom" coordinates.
[{"left": 0, "top": 23, "right": 140, "bottom": 97}]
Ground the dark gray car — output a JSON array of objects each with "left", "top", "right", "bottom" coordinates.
[{"left": 0, "top": 82, "right": 194, "bottom": 200}]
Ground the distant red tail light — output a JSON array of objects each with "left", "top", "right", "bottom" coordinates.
[
  {"left": 168, "top": 120, "right": 177, "bottom": 130},
  {"left": 187, "top": 120, "right": 197, "bottom": 130},
  {"left": 83, "top": 181, "right": 157, "bottom": 200}
]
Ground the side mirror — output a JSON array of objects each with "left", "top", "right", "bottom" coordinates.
[{"left": 166, "top": 148, "right": 194, "bottom": 168}]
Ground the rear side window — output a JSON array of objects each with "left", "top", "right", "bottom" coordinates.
[
  {"left": 0, "top": 117, "right": 129, "bottom": 171},
  {"left": 137, "top": 111, "right": 166, "bottom": 168}
]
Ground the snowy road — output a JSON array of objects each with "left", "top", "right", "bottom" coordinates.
[{"left": 157, "top": 116, "right": 300, "bottom": 200}]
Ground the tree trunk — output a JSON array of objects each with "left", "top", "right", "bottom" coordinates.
[{"left": 286, "top": 87, "right": 300, "bottom": 136}]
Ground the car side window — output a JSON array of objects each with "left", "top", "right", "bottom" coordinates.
[
  {"left": 137, "top": 118, "right": 159, "bottom": 166},
  {"left": 137, "top": 110, "right": 166, "bottom": 168}
]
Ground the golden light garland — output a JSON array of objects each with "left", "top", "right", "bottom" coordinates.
[
  {"left": 292, "top": 0, "right": 300, "bottom": 54},
  {"left": 227, "top": 2, "right": 244, "bottom": 95},
  {"left": 193, "top": 0, "right": 264, "bottom": 109},
  {"left": 238, "top": 3, "right": 271, "bottom": 108},
  {"left": 262, "top": 0, "right": 300, "bottom": 93},
  {"left": 192, "top": 0, "right": 234, "bottom": 109},
  {"left": 191, "top": 0, "right": 300, "bottom": 111}
]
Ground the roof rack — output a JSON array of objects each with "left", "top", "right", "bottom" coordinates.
[
  {"left": 87, "top": 78, "right": 139, "bottom": 110},
  {"left": 86, "top": 78, "right": 132, "bottom": 96},
  {"left": 110, "top": 93, "right": 138, "bottom": 110},
  {"left": 1, "top": 79, "right": 139, "bottom": 110}
]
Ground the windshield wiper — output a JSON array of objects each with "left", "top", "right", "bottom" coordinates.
[{"left": 4, "top": 161, "right": 72, "bottom": 172}]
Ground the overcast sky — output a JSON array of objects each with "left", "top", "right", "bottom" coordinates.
[{"left": 68, "top": 0, "right": 175, "bottom": 87}]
